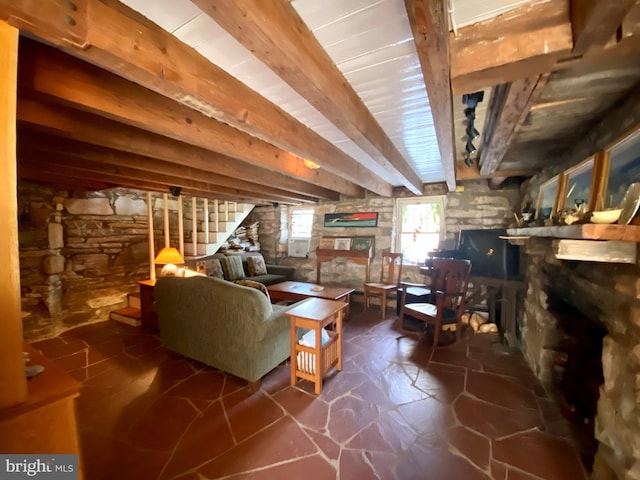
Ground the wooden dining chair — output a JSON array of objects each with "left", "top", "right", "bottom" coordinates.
[
  {"left": 398, "top": 258, "right": 471, "bottom": 347},
  {"left": 363, "top": 251, "right": 403, "bottom": 318}
]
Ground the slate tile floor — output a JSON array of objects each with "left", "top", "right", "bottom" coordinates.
[{"left": 31, "top": 305, "right": 587, "bottom": 480}]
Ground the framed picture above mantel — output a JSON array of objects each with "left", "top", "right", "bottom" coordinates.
[{"left": 602, "top": 125, "right": 640, "bottom": 210}]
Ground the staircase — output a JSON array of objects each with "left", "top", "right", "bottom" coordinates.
[
  {"left": 109, "top": 198, "right": 255, "bottom": 327},
  {"left": 184, "top": 201, "right": 254, "bottom": 258},
  {"left": 110, "top": 291, "right": 142, "bottom": 327}
]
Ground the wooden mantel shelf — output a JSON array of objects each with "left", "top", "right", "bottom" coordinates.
[{"left": 506, "top": 224, "right": 640, "bottom": 242}]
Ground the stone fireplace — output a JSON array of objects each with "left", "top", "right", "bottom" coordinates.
[{"left": 519, "top": 237, "right": 640, "bottom": 479}]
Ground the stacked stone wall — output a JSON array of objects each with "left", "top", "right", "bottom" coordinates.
[{"left": 18, "top": 182, "right": 174, "bottom": 340}]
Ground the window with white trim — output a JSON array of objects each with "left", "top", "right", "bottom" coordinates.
[
  {"left": 395, "top": 196, "right": 445, "bottom": 265},
  {"left": 290, "top": 208, "right": 314, "bottom": 239}
]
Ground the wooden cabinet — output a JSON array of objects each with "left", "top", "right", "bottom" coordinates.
[{"left": 138, "top": 279, "right": 158, "bottom": 332}]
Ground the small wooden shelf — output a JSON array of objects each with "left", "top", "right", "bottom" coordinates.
[{"left": 506, "top": 224, "right": 640, "bottom": 242}]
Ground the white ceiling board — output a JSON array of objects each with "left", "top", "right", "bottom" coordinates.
[
  {"left": 117, "top": 0, "right": 519, "bottom": 189},
  {"left": 293, "top": 0, "right": 442, "bottom": 182},
  {"left": 449, "top": 0, "right": 536, "bottom": 30},
  {"left": 119, "top": 0, "right": 201, "bottom": 33}
]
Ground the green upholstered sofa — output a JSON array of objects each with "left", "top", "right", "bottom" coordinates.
[
  {"left": 185, "top": 252, "right": 294, "bottom": 286},
  {"left": 154, "top": 275, "right": 300, "bottom": 384}
]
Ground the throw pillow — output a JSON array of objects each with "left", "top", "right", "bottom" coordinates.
[
  {"left": 235, "top": 279, "right": 270, "bottom": 299},
  {"left": 195, "top": 259, "right": 224, "bottom": 279},
  {"left": 220, "top": 255, "right": 245, "bottom": 281},
  {"left": 246, "top": 255, "right": 268, "bottom": 276}
]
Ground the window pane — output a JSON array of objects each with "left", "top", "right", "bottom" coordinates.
[
  {"left": 291, "top": 209, "right": 313, "bottom": 239},
  {"left": 397, "top": 197, "right": 443, "bottom": 264},
  {"left": 399, "top": 232, "right": 440, "bottom": 265}
]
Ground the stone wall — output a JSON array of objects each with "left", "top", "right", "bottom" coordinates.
[
  {"left": 517, "top": 89, "right": 640, "bottom": 478},
  {"left": 18, "top": 182, "right": 180, "bottom": 340},
  {"left": 247, "top": 180, "right": 519, "bottom": 291}
]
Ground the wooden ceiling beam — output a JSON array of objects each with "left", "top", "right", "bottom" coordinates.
[
  {"left": 18, "top": 153, "right": 305, "bottom": 205},
  {"left": 479, "top": 74, "right": 550, "bottom": 176},
  {"left": 17, "top": 96, "right": 338, "bottom": 202},
  {"left": 0, "top": 0, "right": 392, "bottom": 197},
  {"left": 405, "top": 0, "right": 456, "bottom": 192},
  {"left": 450, "top": 0, "right": 640, "bottom": 94},
  {"left": 450, "top": 0, "right": 572, "bottom": 95},
  {"left": 455, "top": 162, "right": 536, "bottom": 181},
  {"left": 18, "top": 40, "right": 363, "bottom": 198},
  {"left": 194, "top": 0, "right": 423, "bottom": 195},
  {"left": 571, "top": 0, "right": 637, "bottom": 55},
  {"left": 18, "top": 133, "right": 319, "bottom": 204}
]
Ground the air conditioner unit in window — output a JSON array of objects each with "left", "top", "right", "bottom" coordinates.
[{"left": 288, "top": 238, "right": 310, "bottom": 258}]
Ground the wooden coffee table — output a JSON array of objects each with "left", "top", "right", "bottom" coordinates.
[{"left": 267, "top": 281, "right": 355, "bottom": 319}]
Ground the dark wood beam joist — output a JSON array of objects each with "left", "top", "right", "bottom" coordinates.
[
  {"left": 479, "top": 74, "right": 550, "bottom": 176},
  {"left": 405, "top": 0, "right": 456, "bottom": 192},
  {"left": 450, "top": 0, "right": 640, "bottom": 94},
  {"left": 0, "top": 0, "right": 392, "bottom": 197},
  {"left": 18, "top": 40, "right": 364, "bottom": 198},
  {"left": 195, "top": 0, "right": 423, "bottom": 194},
  {"left": 571, "top": 0, "right": 637, "bottom": 55},
  {"left": 18, "top": 133, "right": 319, "bottom": 204},
  {"left": 17, "top": 96, "right": 338, "bottom": 202},
  {"left": 18, "top": 154, "right": 302, "bottom": 205}
]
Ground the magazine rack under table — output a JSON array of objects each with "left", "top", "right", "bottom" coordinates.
[{"left": 286, "top": 298, "right": 346, "bottom": 394}]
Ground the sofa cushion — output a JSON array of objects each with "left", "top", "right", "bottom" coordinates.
[
  {"left": 235, "top": 279, "right": 270, "bottom": 299},
  {"left": 196, "top": 258, "right": 224, "bottom": 279},
  {"left": 246, "top": 255, "right": 268, "bottom": 276},
  {"left": 220, "top": 255, "right": 246, "bottom": 281}
]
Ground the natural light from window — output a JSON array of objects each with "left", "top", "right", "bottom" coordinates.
[
  {"left": 290, "top": 208, "right": 314, "bottom": 239},
  {"left": 396, "top": 196, "right": 445, "bottom": 265}
]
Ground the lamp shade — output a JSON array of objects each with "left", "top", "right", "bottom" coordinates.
[{"left": 154, "top": 247, "right": 184, "bottom": 265}]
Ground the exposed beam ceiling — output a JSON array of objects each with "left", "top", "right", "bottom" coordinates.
[
  {"left": 0, "top": 0, "right": 638, "bottom": 201},
  {"left": 17, "top": 96, "right": 338, "bottom": 202},
  {"left": 479, "top": 74, "right": 550, "bottom": 176},
  {"left": 405, "top": 0, "right": 456, "bottom": 192},
  {"left": 194, "top": 0, "right": 423, "bottom": 194},
  {"left": 0, "top": 0, "right": 393, "bottom": 197}
]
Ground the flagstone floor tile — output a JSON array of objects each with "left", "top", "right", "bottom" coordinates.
[{"left": 31, "top": 305, "right": 588, "bottom": 479}]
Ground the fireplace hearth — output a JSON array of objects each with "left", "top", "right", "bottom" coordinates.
[{"left": 519, "top": 238, "right": 640, "bottom": 479}]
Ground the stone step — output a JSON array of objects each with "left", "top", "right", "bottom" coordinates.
[
  {"left": 184, "top": 242, "right": 220, "bottom": 257},
  {"left": 196, "top": 231, "right": 227, "bottom": 243},
  {"left": 110, "top": 307, "right": 142, "bottom": 327},
  {"left": 128, "top": 292, "right": 141, "bottom": 310}
]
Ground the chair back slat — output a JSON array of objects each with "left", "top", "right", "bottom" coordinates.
[
  {"left": 431, "top": 258, "right": 471, "bottom": 312},
  {"left": 380, "top": 251, "right": 403, "bottom": 285}
]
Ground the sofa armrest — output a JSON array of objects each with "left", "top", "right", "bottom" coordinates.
[{"left": 266, "top": 264, "right": 294, "bottom": 280}]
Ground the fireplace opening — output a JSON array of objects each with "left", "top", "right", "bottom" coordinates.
[{"left": 546, "top": 291, "right": 607, "bottom": 471}]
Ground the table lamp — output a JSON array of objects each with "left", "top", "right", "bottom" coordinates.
[{"left": 154, "top": 247, "right": 185, "bottom": 277}]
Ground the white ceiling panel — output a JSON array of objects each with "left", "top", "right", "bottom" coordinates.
[
  {"left": 450, "top": 0, "right": 536, "bottom": 30},
  {"left": 118, "top": 0, "right": 523, "bottom": 190}
]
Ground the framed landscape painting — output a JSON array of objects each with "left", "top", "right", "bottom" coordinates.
[
  {"left": 562, "top": 154, "right": 600, "bottom": 212},
  {"left": 324, "top": 212, "right": 378, "bottom": 228},
  {"left": 536, "top": 175, "right": 563, "bottom": 220},
  {"left": 603, "top": 125, "right": 640, "bottom": 209}
]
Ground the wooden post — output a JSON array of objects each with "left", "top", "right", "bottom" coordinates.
[
  {"left": 163, "top": 193, "right": 169, "bottom": 248},
  {"left": 147, "top": 192, "right": 156, "bottom": 281},
  {"left": 177, "top": 195, "right": 184, "bottom": 257},
  {"left": 214, "top": 199, "right": 219, "bottom": 233},
  {"left": 191, "top": 196, "right": 197, "bottom": 257},
  {"left": 0, "top": 21, "right": 27, "bottom": 409},
  {"left": 203, "top": 198, "right": 209, "bottom": 244}
]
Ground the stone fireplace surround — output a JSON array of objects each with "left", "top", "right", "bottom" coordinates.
[{"left": 519, "top": 237, "right": 640, "bottom": 479}]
